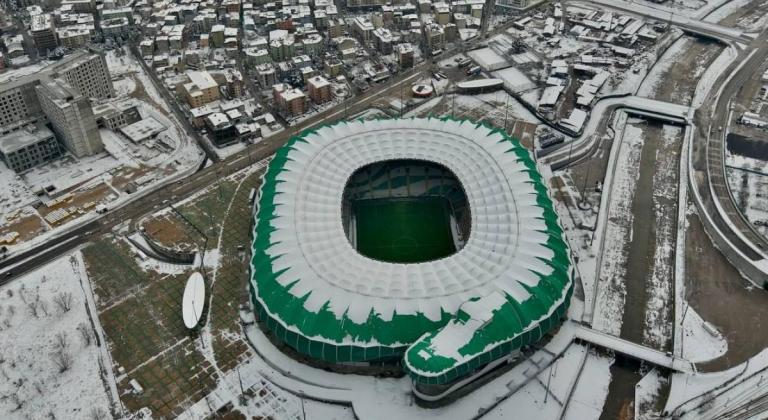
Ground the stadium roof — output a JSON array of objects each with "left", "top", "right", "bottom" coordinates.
[{"left": 250, "top": 117, "right": 572, "bottom": 384}]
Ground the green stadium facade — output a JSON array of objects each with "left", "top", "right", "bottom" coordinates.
[{"left": 249, "top": 117, "right": 573, "bottom": 399}]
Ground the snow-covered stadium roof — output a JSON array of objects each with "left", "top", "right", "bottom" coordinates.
[{"left": 250, "top": 118, "right": 572, "bottom": 384}]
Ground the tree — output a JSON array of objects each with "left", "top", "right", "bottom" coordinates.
[
  {"left": 89, "top": 407, "right": 108, "bottom": 420},
  {"left": 54, "top": 332, "right": 68, "bottom": 350},
  {"left": 51, "top": 348, "right": 73, "bottom": 373},
  {"left": 77, "top": 322, "right": 93, "bottom": 347},
  {"left": 53, "top": 292, "right": 73, "bottom": 313}
]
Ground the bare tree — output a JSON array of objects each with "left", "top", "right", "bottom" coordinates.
[
  {"left": 27, "top": 299, "right": 40, "bottom": 318},
  {"left": 39, "top": 298, "right": 49, "bottom": 317},
  {"left": 51, "top": 348, "right": 73, "bottom": 373},
  {"left": 89, "top": 407, "right": 108, "bottom": 420},
  {"left": 10, "top": 392, "right": 23, "bottom": 412},
  {"left": 54, "top": 332, "right": 68, "bottom": 350},
  {"left": 77, "top": 322, "right": 93, "bottom": 347},
  {"left": 53, "top": 292, "right": 73, "bottom": 313}
]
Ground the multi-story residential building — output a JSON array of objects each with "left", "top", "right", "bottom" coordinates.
[
  {"left": 396, "top": 42, "right": 415, "bottom": 69},
  {"left": 183, "top": 71, "right": 220, "bottom": 108},
  {"left": 273, "top": 84, "right": 306, "bottom": 116},
  {"left": 0, "top": 123, "right": 61, "bottom": 173},
  {"left": 57, "top": 26, "right": 92, "bottom": 48},
  {"left": 353, "top": 17, "right": 374, "bottom": 43},
  {"left": 424, "top": 23, "right": 445, "bottom": 51},
  {"left": 36, "top": 79, "right": 103, "bottom": 158},
  {"left": 31, "top": 14, "right": 59, "bottom": 54},
  {"left": 307, "top": 75, "right": 331, "bottom": 104},
  {"left": 373, "top": 27, "right": 394, "bottom": 54}
]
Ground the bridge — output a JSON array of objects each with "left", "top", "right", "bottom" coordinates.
[
  {"left": 569, "top": 322, "right": 695, "bottom": 373},
  {"left": 540, "top": 95, "right": 692, "bottom": 169},
  {"left": 579, "top": 0, "right": 750, "bottom": 44}
]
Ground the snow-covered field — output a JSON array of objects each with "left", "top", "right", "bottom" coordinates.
[{"left": 0, "top": 253, "right": 114, "bottom": 418}]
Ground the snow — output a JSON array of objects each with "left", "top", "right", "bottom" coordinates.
[
  {"left": 680, "top": 305, "right": 728, "bottom": 363},
  {"left": 690, "top": 46, "right": 737, "bottom": 109},
  {"left": 635, "top": 368, "right": 666, "bottom": 420},
  {"left": 483, "top": 344, "right": 593, "bottom": 419},
  {"left": 642, "top": 125, "right": 681, "bottom": 350},
  {"left": 0, "top": 166, "right": 37, "bottom": 216},
  {"left": 592, "top": 119, "right": 645, "bottom": 335},
  {"left": 467, "top": 48, "right": 508, "bottom": 71},
  {"left": 452, "top": 91, "right": 540, "bottom": 124},
  {"left": 241, "top": 310, "right": 609, "bottom": 419},
  {"left": 491, "top": 67, "right": 536, "bottom": 93},
  {"left": 0, "top": 252, "right": 113, "bottom": 418},
  {"left": 637, "top": 36, "right": 688, "bottom": 99},
  {"left": 665, "top": 349, "right": 768, "bottom": 417},
  {"left": 304, "top": 400, "right": 355, "bottom": 420},
  {"left": 562, "top": 349, "right": 613, "bottom": 420}
]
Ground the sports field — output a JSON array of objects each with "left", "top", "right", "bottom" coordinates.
[{"left": 353, "top": 197, "right": 456, "bottom": 263}]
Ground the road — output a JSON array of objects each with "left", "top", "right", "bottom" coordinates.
[{"left": 692, "top": 29, "right": 768, "bottom": 261}]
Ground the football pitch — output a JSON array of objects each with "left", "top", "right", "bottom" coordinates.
[{"left": 353, "top": 197, "right": 456, "bottom": 263}]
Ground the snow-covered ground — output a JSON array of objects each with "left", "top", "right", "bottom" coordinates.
[
  {"left": 0, "top": 252, "right": 114, "bottom": 418},
  {"left": 680, "top": 304, "right": 728, "bottom": 363},
  {"left": 592, "top": 120, "right": 645, "bottom": 335},
  {"left": 483, "top": 344, "right": 612, "bottom": 420},
  {"left": 635, "top": 368, "right": 667, "bottom": 420},
  {"left": 643, "top": 125, "right": 681, "bottom": 351},
  {"left": 726, "top": 154, "right": 768, "bottom": 238},
  {"left": 637, "top": 36, "right": 689, "bottom": 99}
]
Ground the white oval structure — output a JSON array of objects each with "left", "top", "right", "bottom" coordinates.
[{"left": 183, "top": 272, "right": 205, "bottom": 329}]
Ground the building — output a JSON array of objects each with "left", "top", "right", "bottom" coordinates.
[
  {"left": 249, "top": 118, "right": 572, "bottom": 400},
  {"left": 307, "top": 75, "right": 331, "bottom": 104},
  {"left": 119, "top": 117, "right": 167, "bottom": 142},
  {"left": 0, "top": 123, "right": 61, "bottom": 173},
  {"left": 53, "top": 52, "right": 115, "bottom": 100},
  {"left": 424, "top": 23, "right": 445, "bottom": 51},
  {"left": 92, "top": 102, "right": 141, "bottom": 130},
  {"left": 36, "top": 79, "right": 103, "bottom": 157},
  {"left": 273, "top": 84, "right": 306, "bottom": 116},
  {"left": 495, "top": 0, "right": 546, "bottom": 10},
  {"left": 31, "top": 14, "right": 58, "bottom": 54},
  {"left": 396, "top": 43, "right": 414, "bottom": 69},
  {"left": 0, "top": 51, "right": 111, "bottom": 135},
  {"left": 372, "top": 28, "right": 394, "bottom": 54},
  {"left": 183, "top": 71, "right": 220, "bottom": 108},
  {"left": 353, "top": 17, "right": 375, "bottom": 42},
  {"left": 204, "top": 112, "right": 237, "bottom": 146},
  {"left": 57, "top": 26, "right": 92, "bottom": 48},
  {"left": 256, "top": 64, "right": 277, "bottom": 89}
]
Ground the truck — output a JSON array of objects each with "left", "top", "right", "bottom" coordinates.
[
  {"left": 458, "top": 58, "right": 473, "bottom": 68},
  {"left": 465, "top": 66, "right": 481, "bottom": 76},
  {"left": 96, "top": 204, "right": 109, "bottom": 214}
]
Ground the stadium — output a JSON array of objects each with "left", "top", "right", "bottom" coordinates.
[{"left": 249, "top": 117, "right": 573, "bottom": 400}]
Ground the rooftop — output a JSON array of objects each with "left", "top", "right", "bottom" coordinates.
[{"left": 0, "top": 124, "right": 55, "bottom": 154}]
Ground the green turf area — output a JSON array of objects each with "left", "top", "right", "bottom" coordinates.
[{"left": 353, "top": 197, "right": 456, "bottom": 263}]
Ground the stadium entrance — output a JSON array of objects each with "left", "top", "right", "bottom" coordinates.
[{"left": 342, "top": 159, "right": 470, "bottom": 264}]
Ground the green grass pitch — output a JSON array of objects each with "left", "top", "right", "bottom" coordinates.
[{"left": 353, "top": 197, "right": 456, "bottom": 263}]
